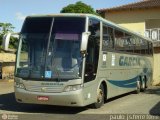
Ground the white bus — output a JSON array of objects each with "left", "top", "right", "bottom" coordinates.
[{"left": 9, "top": 14, "right": 153, "bottom": 108}]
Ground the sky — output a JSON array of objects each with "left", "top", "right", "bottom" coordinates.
[{"left": 0, "top": 0, "right": 139, "bottom": 32}]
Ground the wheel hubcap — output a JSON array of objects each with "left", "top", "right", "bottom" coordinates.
[
  {"left": 97, "top": 89, "right": 103, "bottom": 103},
  {"left": 142, "top": 78, "right": 145, "bottom": 89},
  {"left": 137, "top": 81, "right": 140, "bottom": 90}
]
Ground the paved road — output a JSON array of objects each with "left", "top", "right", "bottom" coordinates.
[{"left": 0, "top": 81, "right": 160, "bottom": 120}]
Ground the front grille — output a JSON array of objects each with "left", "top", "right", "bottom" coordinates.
[{"left": 25, "top": 85, "right": 63, "bottom": 93}]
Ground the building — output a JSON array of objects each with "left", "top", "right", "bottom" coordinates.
[
  {"left": 97, "top": 0, "right": 160, "bottom": 85},
  {"left": 97, "top": 0, "right": 160, "bottom": 41}
]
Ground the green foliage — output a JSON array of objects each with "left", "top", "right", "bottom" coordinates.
[
  {"left": 9, "top": 36, "right": 19, "bottom": 49},
  {"left": 0, "top": 22, "right": 15, "bottom": 34},
  {"left": 60, "top": 1, "right": 98, "bottom": 15},
  {"left": 0, "top": 22, "right": 18, "bottom": 50}
]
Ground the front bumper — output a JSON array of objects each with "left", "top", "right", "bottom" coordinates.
[{"left": 15, "top": 88, "right": 85, "bottom": 107}]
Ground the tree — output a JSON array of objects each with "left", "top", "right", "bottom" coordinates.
[
  {"left": 60, "top": 1, "right": 98, "bottom": 15},
  {"left": 0, "top": 22, "right": 18, "bottom": 49},
  {"left": 0, "top": 23, "right": 15, "bottom": 35}
]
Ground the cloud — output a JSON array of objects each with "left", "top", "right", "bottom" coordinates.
[{"left": 15, "top": 12, "right": 26, "bottom": 21}]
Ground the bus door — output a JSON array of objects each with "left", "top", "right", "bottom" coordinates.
[{"left": 84, "top": 18, "right": 100, "bottom": 83}]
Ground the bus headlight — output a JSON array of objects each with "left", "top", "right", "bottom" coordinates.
[
  {"left": 64, "top": 84, "right": 83, "bottom": 92},
  {"left": 14, "top": 82, "right": 25, "bottom": 89}
]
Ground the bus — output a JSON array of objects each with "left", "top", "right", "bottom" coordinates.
[{"left": 12, "top": 14, "right": 153, "bottom": 108}]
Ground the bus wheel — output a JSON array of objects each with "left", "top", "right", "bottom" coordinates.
[
  {"left": 141, "top": 76, "right": 146, "bottom": 92},
  {"left": 135, "top": 79, "right": 141, "bottom": 94},
  {"left": 92, "top": 84, "right": 104, "bottom": 109}
]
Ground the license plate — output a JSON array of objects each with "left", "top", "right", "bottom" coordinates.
[{"left": 37, "top": 96, "right": 49, "bottom": 101}]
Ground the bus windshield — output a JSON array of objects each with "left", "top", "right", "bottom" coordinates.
[{"left": 16, "top": 17, "right": 85, "bottom": 80}]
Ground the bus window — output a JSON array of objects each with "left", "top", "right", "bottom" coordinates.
[
  {"left": 17, "top": 17, "right": 52, "bottom": 78},
  {"left": 102, "top": 24, "right": 114, "bottom": 51},
  {"left": 146, "top": 42, "right": 149, "bottom": 54},
  {"left": 19, "top": 37, "right": 29, "bottom": 69},
  {"left": 134, "top": 37, "right": 141, "bottom": 54},
  {"left": 141, "top": 39, "right": 147, "bottom": 54},
  {"left": 85, "top": 18, "right": 100, "bottom": 82},
  {"left": 124, "top": 33, "right": 134, "bottom": 53},
  {"left": 115, "top": 30, "right": 125, "bottom": 51},
  {"left": 148, "top": 42, "right": 153, "bottom": 55}
]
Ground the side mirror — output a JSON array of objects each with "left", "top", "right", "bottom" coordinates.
[
  {"left": 80, "top": 32, "right": 91, "bottom": 55},
  {"left": 2, "top": 32, "right": 19, "bottom": 51},
  {"left": 2, "top": 33, "right": 11, "bottom": 51}
]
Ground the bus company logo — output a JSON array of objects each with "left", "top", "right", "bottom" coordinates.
[
  {"left": 2, "top": 114, "right": 8, "bottom": 120},
  {"left": 119, "top": 56, "right": 141, "bottom": 66}
]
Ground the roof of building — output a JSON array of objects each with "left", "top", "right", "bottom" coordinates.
[{"left": 97, "top": 0, "right": 160, "bottom": 13}]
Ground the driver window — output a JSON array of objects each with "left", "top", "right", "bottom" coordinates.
[{"left": 84, "top": 18, "right": 100, "bottom": 83}]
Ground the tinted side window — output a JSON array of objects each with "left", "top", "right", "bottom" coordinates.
[
  {"left": 102, "top": 24, "right": 114, "bottom": 51},
  {"left": 22, "top": 17, "right": 53, "bottom": 33},
  {"left": 148, "top": 42, "right": 153, "bottom": 55},
  {"left": 124, "top": 33, "right": 134, "bottom": 53},
  {"left": 115, "top": 30, "right": 125, "bottom": 51},
  {"left": 134, "top": 37, "right": 141, "bottom": 54},
  {"left": 141, "top": 39, "right": 148, "bottom": 54}
]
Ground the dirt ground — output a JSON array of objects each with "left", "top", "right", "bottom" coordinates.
[{"left": 0, "top": 53, "right": 16, "bottom": 62}]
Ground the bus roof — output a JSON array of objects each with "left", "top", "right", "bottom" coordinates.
[{"left": 26, "top": 13, "right": 153, "bottom": 43}]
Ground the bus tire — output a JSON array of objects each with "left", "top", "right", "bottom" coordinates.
[
  {"left": 135, "top": 78, "right": 141, "bottom": 94},
  {"left": 92, "top": 84, "right": 104, "bottom": 109},
  {"left": 141, "top": 76, "right": 146, "bottom": 92}
]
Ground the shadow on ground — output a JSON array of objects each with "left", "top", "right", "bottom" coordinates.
[
  {"left": 145, "top": 87, "right": 160, "bottom": 95},
  {"left": 0, "top": 92, "right": 87, "bottom": 114},
  {"left": 1, "top": 86, "right": 160, "bottom": 115},
  {"left": 145, "top": 86, "right": 160, "bottom": 116},
  {"left": 150, "top": 101, "right": 160, "bottom": 116}
]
